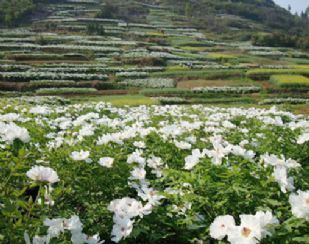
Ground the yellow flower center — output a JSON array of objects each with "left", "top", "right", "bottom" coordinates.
[
  {"left": 305, "top": 198, "right": 309, "bottom": 205},
  {"left": 241, "top": 227, "right": 252, "bottom": 237}
]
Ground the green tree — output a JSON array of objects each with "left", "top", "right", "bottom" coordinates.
[
  {"left": 0, "top": 0, "right": 35, "bottom": 26},
  {"left": 305, "top": 5, "right": 309, "bottom": 16},
  {"left": 288, "top": 4, "right": 291, "bottom": 12}
]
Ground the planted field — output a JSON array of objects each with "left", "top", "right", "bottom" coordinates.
[
  {"left": 0, "top": 96, "right": 309, "bottom": 243},
  {"left": 177, "top": 79, "right": 251, "bottom": 88},
  {"left": 247, "top": 69, "right": 309, "bottom": 80},
  {"left": 0, "top": 0, "right": 307, "bottom": 106},
  {"left": 270, "top": 75, "right": 309, "bottom": 88}
]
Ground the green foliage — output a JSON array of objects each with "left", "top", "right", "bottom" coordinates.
[
  {"left": 153, "top": 69, "right": 245, "bottom": 80},
  {"left": 270, "top": 75, "right": 309, "bottom": 88},
  {"left": 86, "top": 23, "right": 105, "bottom": 35},
  {"left": 252, "top": 32, "right": 309, "bottom": 50},
  {"left": 35, "top": 87, "right": 97, "bottom": 94},
  {"left": 164, "top": 0, "right": 309, "bottom": 37},
  {"left": 96, "top": 0, "right": 149, "bottom": 22},
  {"left": 0, "top": 0, "right": 35, "bottom": 26},
  {"left": 247, "top": 69, "right": 309, "bottom": 80}
]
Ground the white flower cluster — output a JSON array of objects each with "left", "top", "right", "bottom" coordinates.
[
  {"left": 24, "top": 215, "right": 104, "bottom": 244},
  {"left": 297, "top": 132, "right": 309, "bottom": 144},
  {"left": 289, "top": 190, "right": 309, "bottom": 219},
  {"left": 184, "top": 135, "right": 255, "bottom": 169},
  {"left": 108, "top": 147, "right": 165, "bottom": 242},
  {"left": 0, "top": 122, "right": 30, "bottom": 144},
  {"left": 0, "top": 71, "right": 108, "bottom": 81},
  {"left": 259, "top": 98, "right": 309, "bottom": 105},
  {"left": 192, "top": 86, "right": 261, "bottom": 94},
  {"left": 108, "top": 197, "right": 148, "bottom": 242},
  {"left": 261, "top": 154, "right": 309, "bottom": 219},
  {"left": 115, "top": 71, "right": 149, "bottom": 78},
  {"left": 261, "top": 153, "right": 300, "bottom": 193},
  {"left": 71, "top": 150, "right": 91, "bottom": 163},
  {"left": 210, "top": 211, "right": 279, "bottom": 244},
  {"left": 121, "top": 78, "right": 176, "bottom": 88},
  {"left": 26, "top": 165, "right": 59, "bottom": 206},
  {"left": 26, "top": 166, "right": 59, "bottom": 184},
  {"left": 249, "top": 51, "right": 287, "bottom": 57}
]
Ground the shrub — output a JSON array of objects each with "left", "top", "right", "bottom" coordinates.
[
  {"left": 29, "top": 80, "right": 77, "bottom": 88},
  {"left": 157, "top": 96, "right": 188, "bottom": 104},
  {"left": 35, "top": 88, "right": 97, "bottom": 95},
  {"left": 94, "top": 82, "right": 125, "bottom": 90}
]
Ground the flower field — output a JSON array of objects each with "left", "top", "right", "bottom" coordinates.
[{"left": 0, "top": 96, "right": 308, "bottom": 243}]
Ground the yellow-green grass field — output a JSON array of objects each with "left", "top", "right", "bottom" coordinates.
[{"left": 270, "top": 75, "right": 309, "bottom": 88}]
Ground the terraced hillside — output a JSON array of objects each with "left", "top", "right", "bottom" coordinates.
[{"left": 0, "top": 0, "right": 308, "bottom": 107}]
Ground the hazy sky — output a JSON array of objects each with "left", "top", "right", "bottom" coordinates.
[{"left": 274, "top": 0, "right": 309, "bottom": 14}]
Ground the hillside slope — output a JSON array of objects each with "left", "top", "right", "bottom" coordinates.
[
  {"left": 98, "top": 0, "right": 309, "bottom": 48},
  {"left": 163, "top": 0, "right": 301, "bottom": 31}
]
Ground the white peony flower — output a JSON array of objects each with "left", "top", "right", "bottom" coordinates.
[
  {"left": 297, "top": 132, "right": 309, "bottom": 144},
  {"left": 175, "top": 140, "right": 192, "bottom": 150},
  {"left": 64, "top": 215, "right": 83, "bottom": 232},
  {"left": 184, "top": 154, "right": 199, "bottom": 170},
  {"left": 70, "top": 231, "right": 87, "bottom": 244},
  {"left": 29, "top": 106, "right": 51, "bottom": 115},
  {"left": 231, "top": 145, "right": 255, "bottom": 161},
  {"left": 272, "top": 166, "right": 295, "bottom": 193},
  {"left": 108, "top": 197, "right": 144, "bottom": 218},
  {"left": 71, "top": 150, "right": 90, "bottom": 161},
  {"left": 111, "top": 219, "right": 134, "bottom": 243},
  {"left": 26, "top": 166, "right": 59, "bottom": 184},
  {"left": 261, "top": 153, "right": 300, "bottom": 169},
  {"left": 184, "top": 149, "right": 206, "bottom": 170},
  {"left": 209, "top": 215, "right": 235, "bottom": 240},
  {"left": 79, "top": 125, "right": 95, "bottom": 137},
  {"left": 43, "top": 218, "right": 65, "bottom": 238},
  {"left": 133, "top": 141, "right": 146, "bottom": 149},
  {"left": 289, "top": 190, "right": 309, "bottom": 219},
  {"left": 135, "top": 184, "right": 165, "bottom": 206},
  {"left": 227, "top": 215, "right": 262, "bottom": 244},
  {"left": 98, "top": 157, "right": 114, "bottom": 168},
  {"left": 255, "top": 211, "right": 279, "bottom": 238},
  {"left": 0, "top": 122, "right": 30, "bottom": 144},
  {"left": 147, "top": 156, "right": 164, "bottom": 169},
  {"left": 0, "top": 113, "right": 20, "bottom": 122},
  {"left": 205, "top": 136, "right": 231, "bottom": 166},
  {"left": 130, "top": 167, "right": 146, "bottom": 180},
  {"left": 86, "top": 234, "right": 105, "bottom": 244},
  {"left": 127, "top": 150, "right": 145, "bottom": 166}
]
